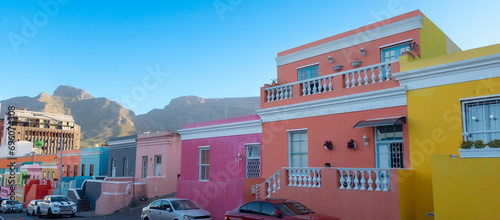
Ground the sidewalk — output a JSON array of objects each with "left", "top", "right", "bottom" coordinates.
[{"left": 75, "top": 192, "right": 176, "bottom": 218}]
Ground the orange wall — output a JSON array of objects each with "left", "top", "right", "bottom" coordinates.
[
  {"left": 0, "top": 155, "right": 57, "bottom": 168},
  {"left": 262, "top": 106, "right": 409, "bottom": 178}
]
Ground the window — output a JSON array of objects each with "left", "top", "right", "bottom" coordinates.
[
  {"left": 89, "top": 164, "right": 94, "bottom": 176},
  {"left": 246, "top": 144, "right": 261, "bottom": 178},
  {"left": 463, "top": 98, "right": 500, "bottom": 142},
  {"left": 66, "top": 164, "right": 70, "bottom": 177},
  {"left": 375, "top": 124, "right": 404, "bottom": 168},
  {"left": 199, "top": 147, "right": 210, "bottom": 181},
  {"left": 61, "top": 165, "right": 64, "bottom": 177},
  {"left": 381, "top": 42, "right": 412, "bottom": 62},
  {"left": 160, "top": 201, "right": 172, "bottom": 211},
  {"left": 298, "top": 65, "right": 319, "bottom": 81},
  {"left": 142, "top": 156, "right": 148, "bottom": 178},
  {"left": 111, "top": 158, "right": 117, "bottom": 177},
  {"left": 43, "top": 171, "right": 47, "bottom": 179},
  {"left": 81, "top": 164, "right": 86, "bottom": 176},
  {"left": 123, "top": 158, "right": 129, "bottom": 176},
  {"left": 289, "top": 131, "right": 308, "bottom": 167},
  {"left": 261, "top": 202, "right": 279, "bottom": 216},
  {"left": 150, "top": 200, "right": 162, "bottom": 210},
  {"left": 154, "top": 155, "right": 162, "bottom": 176},
  {"left": 74, "top": 164, "right": 78, "bottom": 177}
]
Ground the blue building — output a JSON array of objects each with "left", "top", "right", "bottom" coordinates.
[{"left": 80, "top": 146, "right": 109, "bottom": 177}]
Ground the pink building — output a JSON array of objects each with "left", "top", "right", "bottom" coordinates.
[
  {"left": 177, "top": 115, "right": 263, "bottom": 220},
  {"left": 135, "top": 131, "right": 181, "bottom": 198}
]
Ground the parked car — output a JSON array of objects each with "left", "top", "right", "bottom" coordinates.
[
  {"left": 37, "top": 195, "right": 76, "bottom": 218},
  {"left": 141, "top": 198, "right": 211, "bottom": 220},
  {"left": 225, "top": 198, "right": 340, "bottom": 220},
  {"left": 26, "top": 199, "right": 42, "bottom": 216},
  {"left": 0, "top": 199, "right": 23, "bottom": 213}
]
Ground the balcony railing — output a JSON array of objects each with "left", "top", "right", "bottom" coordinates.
[
  {"left": 337, "top": 168, "right": 391, "bottom": 191},
  {"left": 286, "top": 167, "right": 321, "bottom": 188},
  {"left": 265, "top": 61, "right": 396, "bottom": 102}
]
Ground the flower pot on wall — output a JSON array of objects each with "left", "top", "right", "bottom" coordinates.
[
  {"left": 333, "top": 65, "right": 343, "bottom": 72},
  {"left": 351, "top": 60, "right": 362, "bottom": 68}
]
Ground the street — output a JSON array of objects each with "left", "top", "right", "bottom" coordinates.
[{"left": 0, "top": 207, "right": 143, "bottom": 220}]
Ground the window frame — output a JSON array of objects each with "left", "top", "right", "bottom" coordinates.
[
  {"left": 142, "top": 156, "right": 148, "bottom": 179},
  {"left": 375, "top": 124, "right": 404, "bottom": 169},
  {"left": 297, "top": 64, "right": 319, "bottom": 81},
  {"left": 123, "top": 157, "right": 129, "bottom": 176},
  {"left": 462, "top": 96, "right": 500, "bottom": 142},
  {"left": 154, "top": 155, "right": 162, "bottom": 176},
  {"left": 288, "top": 130, "right": 308, "bottom": 167},
  {"left": 198, "top": 146, "right": 210, "bottom": 181},
  {"left": 81, "top": 164, "right": 86, "bottom": 176},
  {"left": 89, "top": 164, "right": 94, "bottom": 176},
  {"left": 380, "top": 41, "right": 412, "bottom": 63},
  {"left": 245, "top": 144, "right": 261, "bottom": 178}
]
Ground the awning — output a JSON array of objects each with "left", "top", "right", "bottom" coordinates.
[{"left": 353, "top": 116, "right": 406, "bottom": 128}]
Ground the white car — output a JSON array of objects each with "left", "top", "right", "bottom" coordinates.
[
  {"left": 0, "top": 200, "right": 23, "bottom": 213},
  {"left": 26, "top": 199, "right": 42, "bottom": 216},
  {"left": 37, "top": 195, "right": 76, "bottom": 218},
  {"left": 141, "top": 198, "right": 212, "bottom": 220}
]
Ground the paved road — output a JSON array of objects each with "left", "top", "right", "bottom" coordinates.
[{"left": 0, "top": 207, "right": 142, "bottom": 220}]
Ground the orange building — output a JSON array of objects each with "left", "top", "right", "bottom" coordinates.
[{"left": 256, "top": 10, "right": 459, "bottom": 219}]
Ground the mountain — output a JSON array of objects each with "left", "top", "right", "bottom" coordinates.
[
  {"left": 0, "top": 86, "right": 260, "bottom": 147},
  {"left": 137, "top": 96, "right": 260, "bottom": 132}
]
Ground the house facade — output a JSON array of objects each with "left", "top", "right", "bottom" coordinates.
[
  {"left": 177, "top": 115, "right": 263, "bottom": 220},
  {"left": 135, "top": 131, "right": 181, "bottom": 198},
  {"left": 256, "top": 10, "right": 460, "bottom": 219},
  {"left": 108, "top": 135, "right": 137, "bottom": 177},
  {"left": 80, "top": 146, "right": 109, "bottom": 177},
  {"left": 394, "top": 44, "right": 500, "bottom": 219}
]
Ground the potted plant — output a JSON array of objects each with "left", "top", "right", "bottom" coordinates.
[
  {"left": 333, "top": 65, "right": 343, "bottom": 72},
  {"left": 460, "top": 140, "right": 473, "bottom": 149},
  {"left": 347, "top": 139, "right": 356, "bottom": 150},
  {"left": 474, "top": 140, "right": 486, "bottom": 148},
  {"left": 324, "top": 140, "right": 333, "bottom": 151},
  {"left": 270, "top": 78, "right": 278, "bottom": 86},
  {"left": 488, "top": 139, "right": 500, "bottom": 148}
]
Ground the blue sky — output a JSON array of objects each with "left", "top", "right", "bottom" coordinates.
[{"left": 1, "top": 0, "right": 499, "bottom": 114}]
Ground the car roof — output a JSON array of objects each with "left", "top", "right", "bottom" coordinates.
[
  {"left": 248, "top": 198, "right": 298, "bottom": 204},
  {"left": 157, "top": 198, "right": 191, "bottom": 201}
]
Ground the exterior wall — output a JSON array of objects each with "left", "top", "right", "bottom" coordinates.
[
  {"left": 0, "top": 154, "right": 57, "bottom": 170},
  {"left": 261, "top": 106, "right": 409, "bottom": 178},
  {"left": 397, "top": 44, "right": 500, "bottom": 219},
  {"left": 418, "top": 16, "right": 460, "bottom": 60},
  {"left": 178, "top": 115, "right": 263, "bottom": 220},
  {"left": 108, "top": 135, "right": 137, "bottom": 177},
  {"left": 83, "top": 180, "right": 103, "bottom": 210},
  {"left": 95, "top": 180, "right": 133, "bottom": 215},
  {"left": 80, "top": 147, "right": 109, "bottom": 176},
  {"left": 431, "top": 155, "right": 500, "bottom": 219},
  {"left": 60, "top": 149, "right": 81, "bottom": 178},
  {"left": 135, "top": 131, "right": 181, "bottom": 198}
]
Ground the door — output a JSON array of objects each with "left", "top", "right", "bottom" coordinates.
[
  {"left": 111, "top": 158, "right": 116, "bottom": 177},
  {"left": 375, "top": 125, "right": 404, "bottom": 168},
  {"left": 158, "top": 201, "right": 176, "bottom": 219},
  {"left": 148, "top": 200, "right": 162, "bottom": 219}
]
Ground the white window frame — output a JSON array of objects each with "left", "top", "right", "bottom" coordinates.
[
  {"left": 462, "top": 96, "right": 500, "bottom": 142},
  {"left": 142, "top": 156, "right": 148, "bottom": 179},
  {"left": 198, "top": 146, "right": 210, "bottom": 181},
  {"left": 123, "top": 157, "right": 129, "bottom": 177},
  {"left": 245, "top": 143, "right": 261, "bottom": 178},
  {"left": 154, "top": 155, "right": 162, "bottom": 176}
]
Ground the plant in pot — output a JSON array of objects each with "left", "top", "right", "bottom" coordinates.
[
  {"left": 474, "top": 140, "right": 486, "bottom": 149},
  {"left": 460, "top": 140, "right": 473, "bottom": 149},
  {"left": 324, "top": 140, "right": 333, "bottom": 150},
  {"left": 351, "top": 60, "right": 362, "bottom": 68},
  {"left": 347, "top": 139, "right": 357, "bottom": 150},
  {"left": 333, "top": 65, "right": 343, "bottom": 72},
  {"left": 488, "top": 139, "right": 500, "bottom": 148},
  {"left": 270, "top": 78, "right": 278, "bottom": 86}
]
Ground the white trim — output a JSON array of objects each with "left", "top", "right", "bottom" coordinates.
[
  {"left": 108, "top": 138, "right": 136, "bottom": 145},
  {"left": 244, "top": 143, "right": 261, "bottom": 146},
  {"left": 198, "top": 146, "right": 210, "bottom": 149},
  {"left": 286, "top": 128, "right": 308, "bottom": 132},
  {"left": 379, "top": 39, "right": 413, "bottom": 49},
  {"left": 257, "top": 86, "right": 407, "bottom": 122},
  {"left": 460, "top": 94, "right": 500, "bottom": 102},
  {"left": 394, "top": 53, "right": 500, "bottom": 91},
  {"left": 179, "top": 119, "right": 262, "bottom": 140},
  {"left": 296, "top": 62, "right": 320, "bottom": 70},
  {"left": 275, "top": 15, "right": 423, "bottom": 66}
]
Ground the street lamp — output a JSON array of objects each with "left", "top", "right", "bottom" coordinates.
[{"left": 33, "top": 113, "right": 64, "bottom": 195}]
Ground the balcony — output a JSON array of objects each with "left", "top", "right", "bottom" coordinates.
[
  {"left": 258, "top": 167, "right": 413, "bottom": 220},
  {"left": 261, "top": 61, "right": 400, "bottom": 108}
]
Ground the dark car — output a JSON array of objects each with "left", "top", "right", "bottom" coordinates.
[{"left": 225, "top": 198, "right": 339, "bottom": 220}]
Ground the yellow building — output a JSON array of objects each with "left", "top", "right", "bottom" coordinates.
[{"left": 394, "top": 44, "right": 500, "bottom": 219}]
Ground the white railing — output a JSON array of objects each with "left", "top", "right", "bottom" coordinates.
[
  {"left": 338, "top": 168, "right": 390, "bottom": 191},
  {"left": 266, "top": 170, "right": 280, "bottom": 197},
  {"left": 343, "top": 62, "right": 393, "bottom": 88},
  {"left": 286, "top": 168, "right": 321, "bottom": 188},
  {"left": 264, "top": 61, "right": 396, "bottom": 102},
  {"left": 266, "top": 84, "right": 293, "bottom": 102}
]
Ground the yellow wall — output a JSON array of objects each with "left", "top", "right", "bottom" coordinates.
[
  {"left": 419, "top": 16, "right": 449, "bottom": 59},
  {"left": 431, "top": 154, "right": 500, "bottom": 219},
  {"left": 398, "top": 169, "right": 415, "bottom": 220},
  {"left": 403, "top": 44, "right": 500, "bottom": 219}
]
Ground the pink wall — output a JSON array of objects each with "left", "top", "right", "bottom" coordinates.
[
  {"left": 95, "top": 181, "right": 133, "bottom": 215},
  {"left": 177, "top": 130, "right": 262, "bottom": 220},
  {"left": 262, "top": 106, "right": 409, "bottom": 178},
  {"left": 135, "top": 131, "right": 181, "bottom": 197},
  {"left": 183, "top": 114, "right": 261, "bottom": 129}
]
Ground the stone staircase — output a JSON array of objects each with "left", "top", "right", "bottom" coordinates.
[{"left": 80, "top": 196, "right": 91, "bottom": 211}]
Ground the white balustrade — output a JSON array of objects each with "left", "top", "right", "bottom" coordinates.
[
  {"left": 265, "top": 84, "right": 293, "bottom": 102},
  {"left": 337, "top": 168, "right": 391, "bottom": 191},
  {"left": 286, "top": 168, "right": 321, "bottom": 188},
  {"left": 301, "top": 76, "right": 334, "bottom": 96},
  {"left": 266, "top": 170, "right": 281, "bottom": 197},
  {"left": 344, "top": 62, "right": 393, "bottom": 88}
]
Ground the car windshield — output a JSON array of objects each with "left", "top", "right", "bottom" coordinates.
[
  {"left": 170, "top": 200, "right": 200, "bottom": 210},
  {"left": 276, "top": 202, "right": 314, "bottom": 216},
  {"left": 51, "top": 197, "right": 71, "bottom": 202},
  {"left": 5, "top": 200, "right": 20, "bottom": 205}
]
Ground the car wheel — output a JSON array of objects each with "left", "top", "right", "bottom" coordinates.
[
  {"left": 38, "top": 208, "right": 42, "bottom": 218},
  {"left": 144, "top": 218, "right": 149, "bottom": 220},
  {"left": 27, "top": 209, "right": 30, "bottom": 216},
  {"left": 71, "top": 212, "right": 75, "bottom": 217},
  {"left": 33, "top": 210, "right": 36, "bottom": 216},
  {"left": 47, "top": 208, "right": 53, "bottom": 218}
]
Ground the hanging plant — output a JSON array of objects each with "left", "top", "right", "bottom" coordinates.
[
  {"left": 347, "top": 139, "right": 357, "bottom": 150},
  {"left": 324, "top": 140, "right": 333, "bottom": 151}
]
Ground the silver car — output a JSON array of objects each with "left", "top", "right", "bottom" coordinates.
[
  {"left": 141, "top": 198, "right": 211, "bottom": 220},
  {"left": 26, "top": 199, "right": 42, "bottom": 216},
  {"left": 0, "top": 200, "right": 23, "bottom": 213}
]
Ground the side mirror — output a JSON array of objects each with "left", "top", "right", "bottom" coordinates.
[
  {"left": 166, "top": 207, "right": 172, "bottom": 212},
  {"left": 272, "top": 210, "right": 281, "bottom": 217}
]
